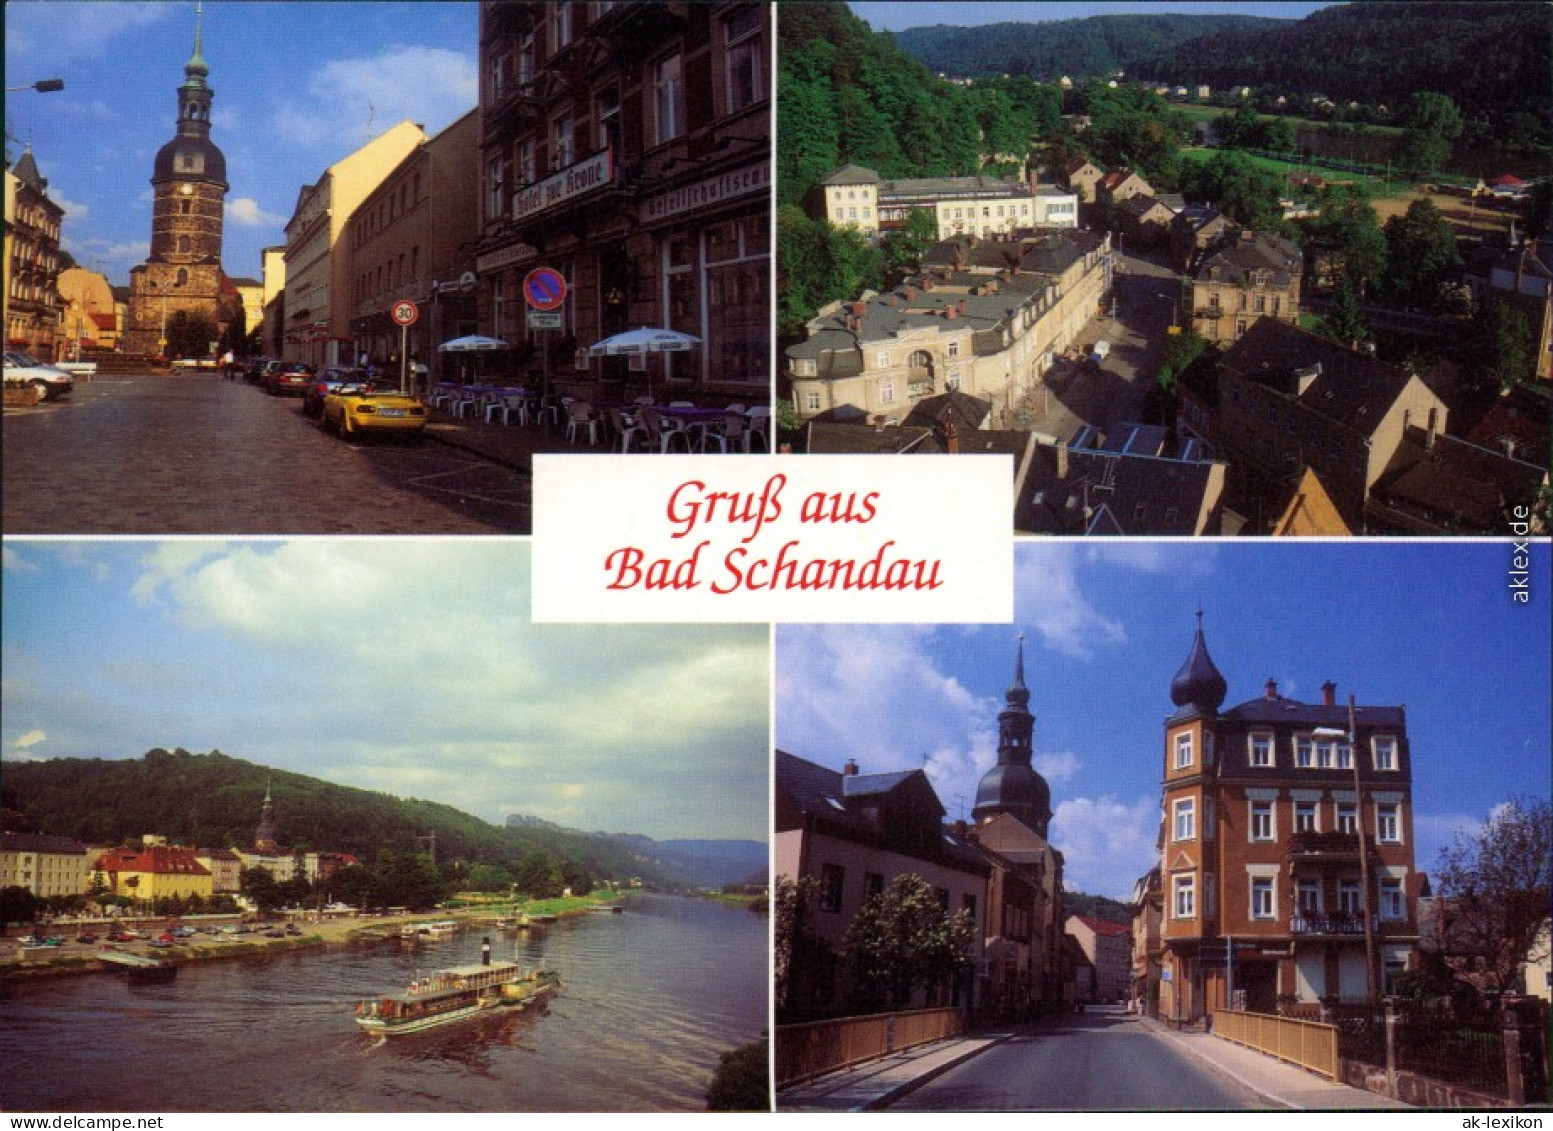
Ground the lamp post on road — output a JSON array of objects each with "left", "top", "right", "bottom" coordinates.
[
  {"left": 1155, "top": 291, "right": 1182, "bottom": 332},
  {"left": 4, "top": 79, "right": 64, "bottom": 93}
]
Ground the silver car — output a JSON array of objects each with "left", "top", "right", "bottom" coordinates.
[{"left": 4, "top": 350, "right": 74, "bottom": 401}]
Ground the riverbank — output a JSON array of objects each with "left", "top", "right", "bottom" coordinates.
[{"left": 0, "top": 892, "right": 630, "bottom": 982}]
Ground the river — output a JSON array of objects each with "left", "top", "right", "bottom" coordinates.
[{"left": 0, "top": 894, "right": 769, "bottom": 1113}]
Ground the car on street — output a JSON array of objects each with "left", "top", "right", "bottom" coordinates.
[
  {"left": 4, "top": 351, "right": 75, "bottom": 401},
  {"left": 265, "top": 361, "right": 313, "bottom": 396},
  {"left": 76, "top": 932, "right": 99, "bottom": 944},
  {"left": 322, "top": 386, "right": 428, "bottom": 440},
  {"left": 303, "top": 366, "right": 372, "bottom": 419}
]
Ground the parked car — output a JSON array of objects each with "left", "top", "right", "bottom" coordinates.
[
  {"left": 4, "top": 350, "right": 74, "bottom": 401},
  {"left": 106, "top": 931, "right": 137, "bottom": 943},
  {"left": 322, "top": 386, "right": 428, "bottom": 440},
  {"left": 76, "top": 932, "right": 99, "bottom": 944},
  {"left": 266, "top": 361, "right": 313, "bottom": 396},
  {"left": 303, "top": 366, "right": 371, "bottom": 419},
  {"left": 245, "top": 357, "right": 274, "bottom": 385}
]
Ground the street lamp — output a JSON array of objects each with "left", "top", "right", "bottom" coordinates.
[{"left": 5, "top": 79, "right": 64, "bottom": 93}]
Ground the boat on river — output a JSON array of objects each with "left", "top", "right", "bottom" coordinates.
[{"left": 354, "top": 958, "right": 559, "bottom": 1037}]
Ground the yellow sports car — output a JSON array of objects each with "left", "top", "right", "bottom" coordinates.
[{"left": 322, "top": 386, "right": 428, "bottom": 439}]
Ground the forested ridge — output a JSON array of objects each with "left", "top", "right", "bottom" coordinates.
[
  {"left": 888, "top": 3, "right": 1552, "bottom": 128},
  {"left": 0, "top": 748, "right": 759, "bottom": 890},
  {"left": 892, "top": 13, "right": 1279, "bottom": 81}
]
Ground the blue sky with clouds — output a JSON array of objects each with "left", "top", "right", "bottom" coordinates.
[
  {"left": 5, "top": 1, "right": 479, "bottom": 287},
  {"left": 778, "top": 541, "right": 1552, "bottom": 900},
  {"left": 1, "top": 540, "right": 770, "bottom": 843},
  {"left": 847, "top": 1, "right": 1339, "bottom": 34}
]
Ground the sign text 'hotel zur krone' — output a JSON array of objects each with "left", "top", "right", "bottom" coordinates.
[{"left": 531, "top": 455, "right": 1013, "bottom": 623}]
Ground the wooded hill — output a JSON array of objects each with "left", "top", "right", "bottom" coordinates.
[
  {"left": 0, "top": 748, "right": 764, "bottom": 891},
  {"left": 889, "top": 3, "right": 1552, "bottom": 129},
  {"left": 891, "top": 13, "right": 1278, "bottom": 83}
]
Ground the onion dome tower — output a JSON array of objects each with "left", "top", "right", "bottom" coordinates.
[
  {"left": 1169, "top": 609, "right": 1228, "bottom": 717},
  {"left": 972, "top": 635, "right": 1053, "bottom": 836},
  {"left": 125, "top": 2, "right": 234, "bottom": 357}
]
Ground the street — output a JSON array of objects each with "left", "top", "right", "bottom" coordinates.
[
  {"left": 1017, "top": 249, "right": 1182, "bottom": 440},
  {"left": 887, "top": 1007, "right": 1270, "bottom": 1111},
  {"left": 3, "top": 374, "right": 531, "bottom": 534}
]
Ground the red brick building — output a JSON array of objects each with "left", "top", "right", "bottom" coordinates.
[{"left": 1156, "top": 613, "right": 1421, "bottom": 1023}]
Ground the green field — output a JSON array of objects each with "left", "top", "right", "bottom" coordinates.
[{"left": 1178, "top": 147, "right": 1423, "bottom": 200}]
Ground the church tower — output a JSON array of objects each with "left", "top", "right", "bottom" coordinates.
[
  {"left": 972, "top": 636, "right": 1054, "bottom": 836},
  {"left": 254, "top": 781, "right": 279, "bottom": 855},
  {"left": 125, "top": 3, "right": 237, "bottom": 357}
]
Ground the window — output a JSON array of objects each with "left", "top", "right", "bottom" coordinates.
[
  {"left": 1373, "top": 736, "right": 1398, "bottom": 771},
  {"left": 1173, "top": 797, "right": 1196, "bottom": 842},
  {"left": 818, "top": 863, "right": 844, "bottom": 912},
  {"left": 1251, "top": 876, "right": 1275, "bottom": 919},
  {"left": 1336, "top": 802, "right": 1358, "bottom": 835},
  {"left": 1376, "top": 803, "right": 1401, "bottom": 844},
  {"left": 724, "top": 5, "right": 762, "bottom": 113},
  {"left": 1172, "top": 873, "right": 1196, "bottom": 919},
  {"left": 595, "top": 86, "right": 620, "bottom": 154},
  {"left": 1316, "top": 739, "right": 1335, "bottom": 768},
  {"left": 963, "top": 892, "right": 977, "bottom": 920},
  {"left": 1250, "top": 800, "right": 1274, "bottom": 841},
  {"left": 1174, "top": 732, "right": 1193, "bottom": 770},
  {"left": 877, "top": 378, "right": 895, "bottom": 406},
  {"left": 863, "top": 872, "right": 884, "bottom": 901},
  {"left": 487, "top": 156, "right": 508, "bottom": 222},
  {"left": 1249, "top": 733, "right": 1273, "bottom": 768},
  {"left": 1297, "top": 878, "right": 1322, "bottom": 913},
  {"left": 1203, "top": 872, "right": 1216, "bottom": 916},
  {"left": 1337, "top": 742, "right": 1353, "bottom": 770},
  {"left": 517, "top": 32, "right": 535, "bottom": 85},
  {"left": 552, "top": 1, "right": 573, "bottom": 51},
  {"left": 1379, "top": 878, "right": 1404, "bottom": 920},
  {"left": 552, "top": 111, "right": 575, "bottom": 169},
  {"left": 1295, "top": 801, "right": 1318, "bottom": 833},
  {"left": 875, "top": 351, "right": 890, "bottom": 369},
  {"left": 653, "top": 55, "right": 684, "bottom": 144},
  {"left": 1295, "top": 738, "right": 1313, "bottom": 768},
  {"left": 1339, "top": 879, "right": 1361, "bottom": 916},
  {"left": 518, "top": 138, "right": 537, "bottom": 187}
]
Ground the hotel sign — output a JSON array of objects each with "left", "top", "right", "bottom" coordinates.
[
  {"left": 512, "top": 150, "right": 615, "bottom": 222},
  {"left": 643, "top": 160, "right": 770, "bottom": 223}
]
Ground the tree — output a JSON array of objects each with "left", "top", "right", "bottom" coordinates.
[
  {"left": 1394, "top": 92, "right": 1463, "bottom": 176},
  {"left": 1182, "top": 150, "right": 1286, "bottom": 231},
  {"left": 1379, "top": 197, "right": 1461, "bottom": 312},
  {"left": 0, "top": 885, "right": 41, "bottom": 928},
  {"left": 842, "top": 873, "right": 976, "bottom": 1012},
  {"left": 881, "top": 208, "right": 940, "bottom": 282},
  {"left": 1307, "top": 186, "right": 1387, "bottom": 295},
  {"left": 704, "top": 1035, "right": 770, "bottom": 1112},
  {"left": 1468, "top": 295, "right": 1535, "bottom": 390},
  {"left": 774, "top": 874, "right": 824, "bottom": 1015},
  {"left": 514, "top": 849, "right": 562, "bottom": 899},
  {"left": 1316, "top": 272, "right": 1369, "bottom": 348},
  {"left": 1155, "top": 329, "right": 1206, "bottom": 393},
  {"left": 1433, "top": 796, "right": 1552, "bottom": 1004},
  {"left": 240, "top": 866, "right": 283, "bottom": 914},
  {"left": 165, "top": 310, "right": 218, "bottom": 361}
]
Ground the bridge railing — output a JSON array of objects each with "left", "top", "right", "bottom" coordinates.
[
  {"left": 1214, "top": 1008, "right": 1339, "bottom": 1080},
  {"left": 775, "top": 1007, "right": 965, "bottom": 1090}
]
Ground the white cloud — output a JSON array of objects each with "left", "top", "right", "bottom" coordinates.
[
  {"left": 4, "top": 3, "right": 172, "bottom": 68},
  {"left": 12, "top": 729, "right": 46, "bottom": 749},
  {"left": 1015, "top": 545, "right": 1127, "bottom": 660},
  {"left": 777, "top": 626, "right": 1000, "bottom": 814},
  {"left": 225, "top": 198, "right": 287, "bottom": 229},
  {"left": 2, "top": 547, "right": 40, "bottom": 574},
  {"left": 1034, "top": 750, "right": 1080, "bottom": 784},
  {"left": 53, "top": 193, "right": 87, "bottom": 222},
  {"left": 269, "top": 47, "right": 476, "bottom": 151},
  {"left": 1051, "top": 794, "right": 1159, "bottom": 900}
]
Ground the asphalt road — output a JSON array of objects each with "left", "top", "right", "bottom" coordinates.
[
  {"left": 3, "top": 374, "right": 531, "bottom": 535},
  {"left": 887, "top": 1007, "right": 1270, "bottom": 1111}
]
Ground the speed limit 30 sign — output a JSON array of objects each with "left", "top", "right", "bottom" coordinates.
[{"left": 391, "top": 299, "right": 420, "bottom": 326}]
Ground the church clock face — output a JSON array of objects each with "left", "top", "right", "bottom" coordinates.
[{"left": 180, "top": 184, "right": 194, "bottom": 196}]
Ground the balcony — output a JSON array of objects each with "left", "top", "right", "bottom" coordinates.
[
  {"left": 1288, "top": 831, "right": 1374, "bottom": 861},
  {"left": 1289, "top": 914, "right": 1378, "bottom": 936}
]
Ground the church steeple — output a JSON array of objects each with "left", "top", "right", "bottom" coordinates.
[
  {"left": 254, "top": 780, "right": 278, "bottom": 854},
  {"left": 1169, "top": 608, "right": 1228, "bottom": 716},
  {"left": 973, "top": 635, "right": 1053, "bottom": 835}
]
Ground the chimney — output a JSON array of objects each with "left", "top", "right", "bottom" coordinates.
[
  {"left": 945, "top": 304, "right": 957, "bottom": 320},
  {"left": 944, "top": 419, "right": 959, "bottom": 454},
  {"left": 1056, "top": 439, "right": 1069, "bottom": 480},
  {"left": 1322, "top": 680, "right": 1336, "bottom": 707},
  {"left": 843, "top": 759, "right": 859, "bottom": 776},
  {"left": 906, "top": 285, "right": 917, "bottom": 301},
  {"left": 1264, "top": 678, "right": 1278, "bottom": 700},
  {"left": 1426, "top": 407, "right": 1439, "bottom": 451}
]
